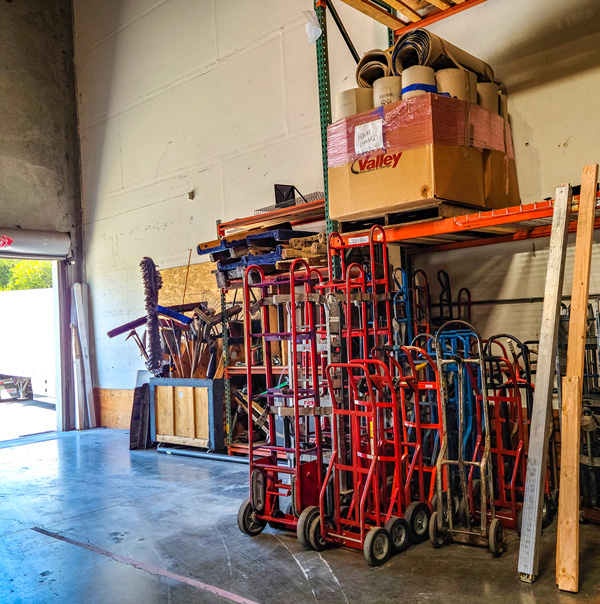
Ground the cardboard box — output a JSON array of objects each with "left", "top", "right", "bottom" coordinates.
[
  {"left": 328, "top": 144, "right": 484, "bottom": 223},
  {"left": 483, "top": 149, "right": 520, "bottom": 209},
  {"left": 327, "top": 94, "right": 519, "bottom": 222}
]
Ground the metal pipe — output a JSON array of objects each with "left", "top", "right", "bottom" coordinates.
[
  {"left": 428, "top": 293, "right": 600, "bottom": 308},
  {"left": 325, "top": 0, "right": 360, "bottom": 64},
  {"left": 156, "top": 444, "right": 248, "bottom": 465}
]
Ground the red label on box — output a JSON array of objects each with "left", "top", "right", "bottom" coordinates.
[{"left": 0, "top": 235, "right": 13, "bottom": 249}]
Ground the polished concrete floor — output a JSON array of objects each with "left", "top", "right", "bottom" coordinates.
[{"left": 0, "top": 429, "right": 598, "bottom": 604}]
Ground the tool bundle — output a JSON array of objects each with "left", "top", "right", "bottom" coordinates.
[
  {"left": 107, "top": 257, "right": 240, "bottom": 380},
  {"left": 236, "top": 229, "right": 559, "bottom": 567}
]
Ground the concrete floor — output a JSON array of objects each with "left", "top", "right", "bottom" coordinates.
[
  {"left": 0, "top": 429, "right": 598, "bottom": 604},
  {"left": 0, "top": 398, "right": 56, "bottom": 441}
]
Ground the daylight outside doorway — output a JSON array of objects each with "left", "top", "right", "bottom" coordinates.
[{"left": 0, "top": 258, "right": 57, "bottom": 441}]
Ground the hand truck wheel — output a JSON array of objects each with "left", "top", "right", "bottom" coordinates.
[
  {"left": 268, "top": 509, "right": 286, "bottom": 531},
  {"left": 457, "top": 497, "right": 469, "bottom": 527},
  {"left": 541, "top": 494, "right": 555, "bottom": 529},
  {"left": 431, "top": 492, "right": 459, "bottom": 523},
  {"left": 405, "top": 501, "right": 430, "bottom": 544},
  {"left": 307, "top": 514, "right": 327, "bottom": 552},
  {"left": 428, "top": 511, "right": 447, "bottom": 548},
  {"left": 297, "top": 506, "right": 320, "bottom": 550},
  {"left": 237, "top": 498, "right": 267, "bottom": 537},
  {"left": 385, "top": 516, "right": 410, "bottom": 554},
  {"left": 488, "top": 518, "right": 505, "bottom": 557},
  {"left": 251, "top": 469, "right": 266, "bottom": 513},
  {"left": 363, "top": 527, "right": 391, "bottom": 566}
]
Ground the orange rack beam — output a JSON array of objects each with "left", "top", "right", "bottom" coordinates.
[{"left": 334, "top": 197, "right": 600, "bottom": 253}]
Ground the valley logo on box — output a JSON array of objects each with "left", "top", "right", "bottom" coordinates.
[{"left": 350, "top": 152, "right": 402, "bottom": 175}]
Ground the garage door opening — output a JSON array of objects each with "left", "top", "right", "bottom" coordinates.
[{"left": 0, "top": 258, "right": 57, "bottom": 441}]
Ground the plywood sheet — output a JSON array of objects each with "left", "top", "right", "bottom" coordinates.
[
  {"left": 194, "top": 388, "right": 210, "bottom": 441},
  {"left": 94, "top": 388, "right": 133, "bottom": 429},
  {"left": 174, "top": 386, "right": 195, "bottom": 438},
  {"left": 155, "top": 386, "right": 174, "bottom": 435},
  {"left": 158, "top": 261, "right": 221, "bottom": 308}
]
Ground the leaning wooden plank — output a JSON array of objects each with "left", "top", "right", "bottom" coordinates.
[
  {"left": 518, "top": 184, "right": 572, "bottom": 582},
  {"left": 556, "top": 163, "right": 599, "bottom": 593},
  {"left": 73, "top": 283, "right": 98, "bottom": 428},
  {"left": 339, "top": 0, "right": 407, "bottom": 29},
  {"left": 71, "top": 324, "right": 86, "bottom": 430}
]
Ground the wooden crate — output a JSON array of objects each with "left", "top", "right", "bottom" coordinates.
[{"left": 149, "top": 378, "right": 224, "bottom": 451}]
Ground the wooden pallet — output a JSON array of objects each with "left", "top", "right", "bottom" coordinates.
[
  {"left": 340, "top": 200, "right": 474, "bottom": 233},
  {"left": 339, "top": 0, "right": 489, "bottom": 34}
]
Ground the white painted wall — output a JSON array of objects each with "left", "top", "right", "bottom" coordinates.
[{"left": 73, "top": 0, "right": 600, "bottom": 388}]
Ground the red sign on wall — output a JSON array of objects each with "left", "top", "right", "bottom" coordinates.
[{"left": 0, "top": 235, "right": 13, "bottom": 249}]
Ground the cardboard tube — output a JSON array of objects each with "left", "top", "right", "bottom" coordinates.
[
  {"left": 356, "top": 48, "right": 393, "bottom": 88},
  {"left": 477, "top": 82, "right": 500, "bottom": 113},
  {"left": 435, "top": 68, "right": 477, "bottom": 103},
  {"left": 499, "top": 92, "right": 509, "bottom": 121},
  {"left": 393, "top": 28, "right": 494, "bottom": 82},
  {"left": 333, "top": 88, "right": 374, "bottom": 122},
  {"left": 401, "top": 65, "right": 436, "bottom": 100},
  {"left": 373, "top": 76, "right": 402, "bottom": 107}
]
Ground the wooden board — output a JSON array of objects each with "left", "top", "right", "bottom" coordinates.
[
  {"left": 155, "top": 386, "right": 174, "bottom": 435},
  {"left": 339, "top": 0, "right": 406, "bottom": 29},
  {"left": 94, "top": 388, "right": 134, "bottom": 429},
  {"left": 74, "top": 283, "right": 98, "bottom": 428},
  {"left": 518, "top": 184, "right": 572, "bottom": 582},
  {"left": 556, "top": 163, "right": 599, "bottom": 593},
  {"left": 154, "top": 384, "right": 214, "bottom": 446},
  {"left": 194, "top": 388, "right": 210, "bottom": 441}
]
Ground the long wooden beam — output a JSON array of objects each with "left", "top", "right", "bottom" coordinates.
[
  {"left": 518, "top": 184, "right": 572, "bottom": 582},
  {"left": 556, "top": 163, "right": 599, "bottom": 593}
]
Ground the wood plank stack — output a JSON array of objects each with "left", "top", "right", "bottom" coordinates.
[{"left": 197, "top": 227, "right": 327, "bottom": 288}]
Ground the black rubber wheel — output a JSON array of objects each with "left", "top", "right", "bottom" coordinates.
[
  {"left": 363, "top": 527, "right": 391, "bottom": 566},
  {"left": 429, "top": 511, "right": 447, "bottom": 548},
  {"left": 237, "top": 498, "right": 267, "bottom": 537},
  {"left": 297, "top": 506, "right": 320, "bottom": 550},
  {"left": 290, "top": 477, "right": 299, "bottom": 518},
  {"left": 541, "top": 494, "right": 555, "bottom": 529},
  {"left": 307, "top": 514, "right": 327, "bottom": 552},
  {"left": 385, "top": 516, "right": 410, "bottom": 554},
  {"left": 251, "top": 469, "right": 266, "bottom": 513},
  {"left": 268, "top": 509, "right": 287, "bottom": 531},
  {"left": 457, "top": 497, "right": 469, "bottom": 527},
  {"left": 405, "top": 501, "right": 430, "bottom": 544},
  {"left": 488, "top": 518, "right": 505, "bottom": 557},
  {"left": 431, "top": 492, "right": 458, "bottom": 523},
  {"left": 516, "top": 509, "right": 523, "bottom": 537},
  {"left": 471, "top": 479, "right": 482, "bottom": 512}
]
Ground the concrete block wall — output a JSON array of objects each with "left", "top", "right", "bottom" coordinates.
[{"left": 73, "top": 0, "right": 600, "bottom": 390}]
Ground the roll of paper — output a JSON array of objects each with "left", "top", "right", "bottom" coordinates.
[
  {"left": 401, "top": 65, "right": 436, "bottom": 100},
  {"left": 477, "top": 82, "right": 500, "bottom": 113},
  {"left": 393, "top": 28, "right": 494, "bottom": 82},
  {"left": 333, "top": 88, "right": 374, "bottom": 122},
  {"left": 356, "top": 48, "right": 393, "bottom": 88},
  {"left": 435, "top": 68, "right": 476, "bottom": 103},
  {"left": 373, "top": 76, "right": 402, "bottom": 107}
]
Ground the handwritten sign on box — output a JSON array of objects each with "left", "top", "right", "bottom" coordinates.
[{"left": 354, "top": 119, "right": 384, "bottom": 155}]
